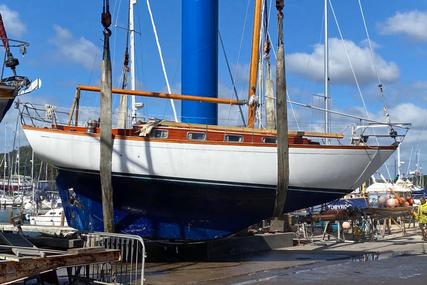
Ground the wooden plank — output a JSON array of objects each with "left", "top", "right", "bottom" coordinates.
[
  {"left": 0, "top": 254, "right": 34, "bottom": 262},
  {"left": 0, "top": 224, "right": 76, "bottom": 236},
  {"left": 28, "top": 236, "right": 84, "bottom": 250},
  {"left": 0, "top": 249, "right": 120, "bottom": 284},
  {"left": 67, "top": 246, "right": 106, "bottom": 255}
]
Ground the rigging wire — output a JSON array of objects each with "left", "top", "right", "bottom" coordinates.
[
  {"left": 287, "top": 90, "right": 301, "bottom": 130},
  {"left": 328, "top": 1, "right": 369, "bottom": 119},
  {"left": 145, "top": 0, "right": 178, "bottom": 122},
  {"left": 357, "top": 0, "right": 391, "bottom": 124},
  {"left": 116, "top": 2, "right": 131, "bottom": 128},
  {"left": 111, "top": 0, "right": 123, "bottom": 77},
  {"left": 329, "top": 0, "right": 393, "bottom": 180},
  {"left": 265, "top": 25, "right": 300, "bottom": 130},
  {"left": 218, "top": 31, "right": 246, "bottom": 125},
  {"left": 236, "top": 0, "right": 251, "bottom": 72}
]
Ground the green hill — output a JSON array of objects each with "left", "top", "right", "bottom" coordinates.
[{"left": 0, "top": 145, "right": 57, "bottom": 181}]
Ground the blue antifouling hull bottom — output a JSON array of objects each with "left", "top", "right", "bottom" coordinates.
[{"left": 57, "top": 168, "right": 349, "bottom": 241}]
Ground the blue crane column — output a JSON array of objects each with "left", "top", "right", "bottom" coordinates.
[{"left": 181, "top": 0, "right": 218, "bottom": 125}]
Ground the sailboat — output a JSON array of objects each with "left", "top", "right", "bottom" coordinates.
[
  {"left": 21, "top": 0, "right": 406, "bottom": 241},
  {"left": 0, "top": 12, "right": 39, "bottom": 123}
]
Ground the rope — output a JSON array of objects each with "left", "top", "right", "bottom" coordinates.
[{"left": 146, "top": 0, "right": 178, "bottom": 122}]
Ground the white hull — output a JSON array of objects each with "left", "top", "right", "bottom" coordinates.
[{"left": 24, "top": 128, "right": 395, "bottom": 192}]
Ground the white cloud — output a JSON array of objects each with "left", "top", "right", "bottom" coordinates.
[
  {"left": 0, "top": 5, "right": 26, "bottom": 37},
  {"left": 50, "top": 25, "right": 99, "bottom": 70},
  {"left": 286, "top": 38, "right": 399, "bottom": 85},
  {"left": 379, "top": 10, "right": 427, "bottom": 42},
  {"left": 387, "top": 103, "right": 427, "bottom": 130}
]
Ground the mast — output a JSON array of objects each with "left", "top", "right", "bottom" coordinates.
[
  {"left": 2, "top": 124, "right": 6, "bottom": 191},
  {"left": 324, "top": 0, "right": 330, "bottom": 138},
  {"left": 264, "top": 1, "right": 275, "bottom": 130},
  {"left": 31, "top": 149, "right": 35, "bottom": 206},
  {"left": 130, "top": 0, "right": 137, "bottom": 124},
  {"left": 247, "top": 0, "right": 263, "bottom": 128},
  {"left": 118, "top": 0, "right": 136, "bottom": 128},
  {"left": 0, "top": 13, "right": 19, "bottom": 76},
  {"left": 397, "top": 143, "right": 401, "bottom": 178},
  {"left": 416, "top": 149, "right": 421, "bottom": 173}
]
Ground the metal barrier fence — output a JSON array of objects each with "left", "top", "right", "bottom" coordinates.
[{"left": 67, "top": 232, "right": 146, "bottom": 284}]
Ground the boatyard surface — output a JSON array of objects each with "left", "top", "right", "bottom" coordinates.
[{"left": 145, "top": 227, "right": 427, "bottom": 285}]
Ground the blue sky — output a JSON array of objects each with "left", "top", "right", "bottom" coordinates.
[{"left": 1, "top": 0, "right": 427, "bottom": 176}]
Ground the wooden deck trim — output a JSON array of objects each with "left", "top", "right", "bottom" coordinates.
[
  {"left": 22, "top": 124, "right": 397, "bottom": 150},
  {"left": 157, "top": 121, "right": 345, "bottom": 139}
]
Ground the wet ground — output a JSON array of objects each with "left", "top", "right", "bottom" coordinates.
[{"left": 145, "top": 227, "right": 427, "bottom": 285}]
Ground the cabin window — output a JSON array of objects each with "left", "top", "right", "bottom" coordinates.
[
  {"left": 262, "top": 137, "right": 277, "bottom": 144},
  {"left": 187, "top": 132, "right": 206, "bottom": 141},
  {"left": 151, "top": 129, "right": 168, "bottom": 139},
  {"left": 224, "top": 134, "right": 243, "bottom": 143}
]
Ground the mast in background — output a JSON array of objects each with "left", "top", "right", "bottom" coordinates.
[
  {"left": 31, "top": 149, "right": 35, "bottom": 205},
  {"left": 396, "top": 143, "right": 401, "bottom": 178},
  {"left": 2, "top": 124, "right": 6, "bottom": 191},
  {"left": 117, "top": 0, "right": 136, "bottom": 129},
  {"left": 247, "top": 0, "right": 263, "bottom": 128},
  {"left": 324, "top": 0, "right": 330, "bottom": 139},
  {"left": 129, "top": 0, "right": 137, "bottom": 124},
  {"left": 264, "top": 0, "right": 275, "bottom": 130}
]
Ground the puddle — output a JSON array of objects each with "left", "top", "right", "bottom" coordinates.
[{"left": 351, "top": 251, "right": 411, "bottom": 262}]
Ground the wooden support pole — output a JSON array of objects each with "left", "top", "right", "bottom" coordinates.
[
  {"left": 273, "top": 0, "right": 289, "bottom": 218},
  {"left": 77, "top": 85, "right": 246, "bottom": 106},
  {"left": 100, "top": 1, "right": 114, "bottom": 233}
]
